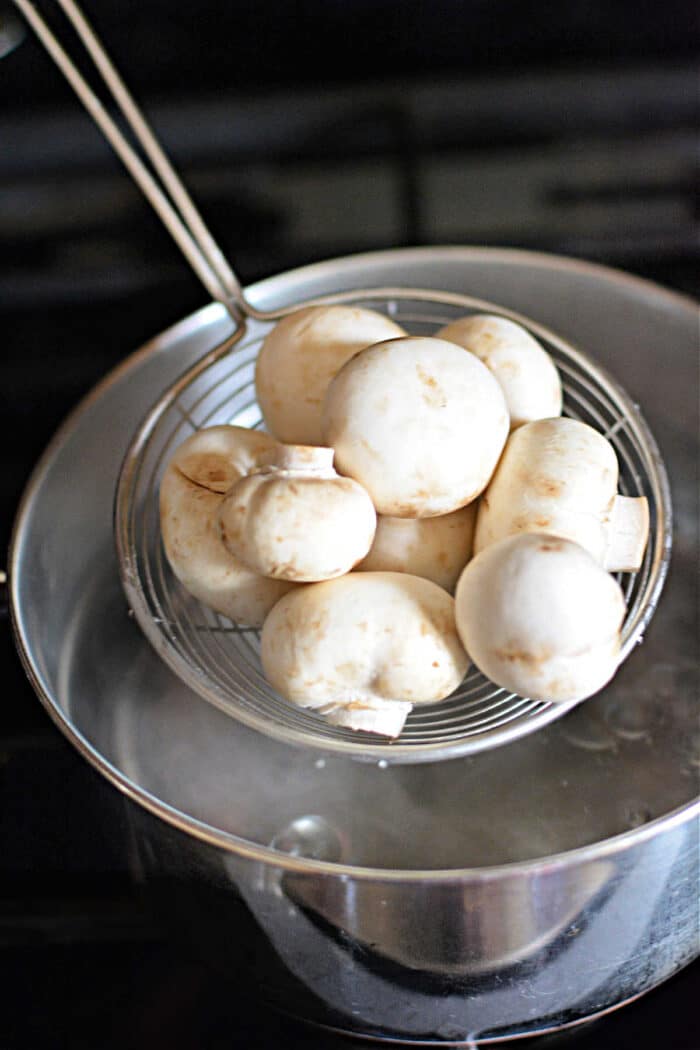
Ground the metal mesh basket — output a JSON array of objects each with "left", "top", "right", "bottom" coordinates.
[{"left": 115, "top": 288, "right": 671, "bottom": 763}]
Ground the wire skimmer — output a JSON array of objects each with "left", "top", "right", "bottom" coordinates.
[
  {"left": 17, "top": 0, "right": 671, "bottom": 762},
  {"left": 115, "top": 289, "right": 671, "bottom": 762}
]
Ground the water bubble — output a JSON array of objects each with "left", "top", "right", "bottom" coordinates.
[
  {"left": 561, "top": 706, "right": 617, "bottom": 752},
  {"left": 625, "top": 806, "right": 652, "bottom": 829},
  {"left": 604, "top": 699, "right": 652, "bottom": 742},
  {"left": 682, "top": 731, "right": 700, "bottom": 770},
  {"left": 436, "top": 1025, "right": 472, "bottom": 1045},
  {"left": 270, "top": 815, "right": 343, "bottom": 862}
]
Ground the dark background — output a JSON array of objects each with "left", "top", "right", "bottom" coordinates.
[
  {"left": 3, "top": 1, "right": 700, "bottom": 101},
  {"left": 1, "top": 1, "right": 698, "bottom": 1047}
]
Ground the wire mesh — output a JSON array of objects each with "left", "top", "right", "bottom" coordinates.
[{"left": 115, "top": 291, "right": 671, "bottom": 763}]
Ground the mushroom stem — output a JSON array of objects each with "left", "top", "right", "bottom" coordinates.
[
  {"left": 264, "top": 444, "right": 336, "bottom": 474},
  {"left": 603, "top": 495, "right": 650, "bottom": 573},
  {"left": 320, "top": 699, "right": 413, "bottom": 738}
]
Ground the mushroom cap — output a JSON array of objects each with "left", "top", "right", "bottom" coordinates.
[
  {"left": 169, "top": 425, "right": 278, "bottom": 493},
  {"left": 159, "top": 467, "right": 294, "bottom": 627},
  {"left": 255, "top": 305, "right": 406, "bottom": 445},
  {"left": 356, "top": 503, "right": 476, "bottom": 591},
  {"left": 219, "top": 446, "right": 377, "bottom": 582},
  {"left": 261, "top": 572, "right": 469, "bottom": 728},
  {"left": 437, "top": 314, "right": 562, "bottom": 430},
  {"left": 322, "top": 336, "right": 509, "bottom": 517},
  {"left": 474, "top": 417, "right": 619, "bottom": 563},
  {"left": 454, "top": 533, "right": 625, "bottom": 703}
]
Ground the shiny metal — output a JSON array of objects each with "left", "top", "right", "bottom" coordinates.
[
  {"left": 115, "top": 287, "right": 671, "bottom": 761},
  {"left": 14, "top": 0, "right": 246, "bottom": 318},
  {"left": 16, "top": 1, "right": 672, "bottom": 758},
  {"left": 9, "top": 249, "right": 700, "bottom": 1043},
  {"left": 129, "top": 801, "right": 698, "bottom": 1044}
]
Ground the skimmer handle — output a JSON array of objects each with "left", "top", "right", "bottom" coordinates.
[{"left": 13, "top": 0, "right": 250, "bottom": 321}]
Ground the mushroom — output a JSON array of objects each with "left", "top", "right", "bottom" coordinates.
[
  {"left": 474, "top": 417, "right": 649, "bottom": 572},
  {"left": 322, "top": 336, "right": 509, "bottom": 517},
  {"left": 169, "top": 424, "right": 279, "bottom": 492},
  {"left": 255, "top": 305, "right": 406, "bottom": 445},
  {"left": 159, "top": 426, "right": 294, "bottom": 626},
  {"left": 437, "top": 314, "right": 562, "bottom": 430},
  {"left": 454, "top": 533, "right": 626, "bottom": 703},
  {"left": 261, "top": 572, "right": 469, "bottom": 737},
  {"left": 219, "top": 445, "right": 376, "bottom": 582},
  {"left": 356, "top": 503, "right": 476, "bottom": 591}
]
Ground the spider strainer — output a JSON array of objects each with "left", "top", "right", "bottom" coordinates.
[
  {"left": 20, "top": 0, "right": 671, "bottom": 762},
  {"left": 114, "top": 287, "right": 671, "bottom": 762}
]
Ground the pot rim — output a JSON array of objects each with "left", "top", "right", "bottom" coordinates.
[{"left": 10, "top": 245, "right": 700, "bottom": 882}]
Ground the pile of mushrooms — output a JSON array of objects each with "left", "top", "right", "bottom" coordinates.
[{"left": 159, "top": 305, "right": 649, "bottom": 738}]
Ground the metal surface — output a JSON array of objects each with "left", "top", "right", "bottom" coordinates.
[
  {"left": 11, "top": 1, "right": 674, "bottom": 760},
  {"left": 128, "top": 801, "right": 698, "bottom": 1044},
  {"left": 9, "top": 249, "right": 700, "bottom": 1043},
  {"left": 116, "top": 288, "right": 670, "bottom": 761}
]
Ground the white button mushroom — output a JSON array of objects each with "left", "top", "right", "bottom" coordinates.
[
  {"left": 169, "top": 424, "right": 279, "bottom": 492},
  {"left": 261, "top": 572, "right": 470, "bottom": 737},
  {"left": 255, "top": 305, "right": 406, "bottom": 445},
  {"left": 474, "top": 417, "right": 649, "bottom": 572},
  {"left": 322, "top": 336, "right": 509, "bottom": 518},
  {"left": 356, "top": 503, "right": 476, "bottom": 591},
  {"left": 454, "top": 533, "right": 626, "bottom": 703},
  {"left": 159, "top": 426, "right": 295, "bottom": 626},
  {"left": 218, "top": 444, "right": 376, "bottom": 582},
  {"left": 437, "top": 314, "right": 562, "bottom": 430}
]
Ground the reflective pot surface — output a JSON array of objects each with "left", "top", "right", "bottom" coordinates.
[
  {"left": 127, "top": 803, "right": 697, "bottom": 1043},
  {"left": 10, "top": 249, "right": 700, "bottom": 1043}
]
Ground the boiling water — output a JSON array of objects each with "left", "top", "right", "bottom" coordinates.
[{"left": 59, "top": 545, "right": 697, "bottom": 871}]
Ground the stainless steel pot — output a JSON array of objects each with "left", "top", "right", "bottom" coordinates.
[{"left": 10, "top": 248, "right": 699, "bottom": 1044}]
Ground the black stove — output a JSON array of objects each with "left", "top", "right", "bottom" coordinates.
[{"left": 2, "top": 3, "right": 698, "bottom": 1046}]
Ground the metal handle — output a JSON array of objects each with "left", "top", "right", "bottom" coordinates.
[{"left": 13, "top": 0, "right": 250, "bottom": 321}]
